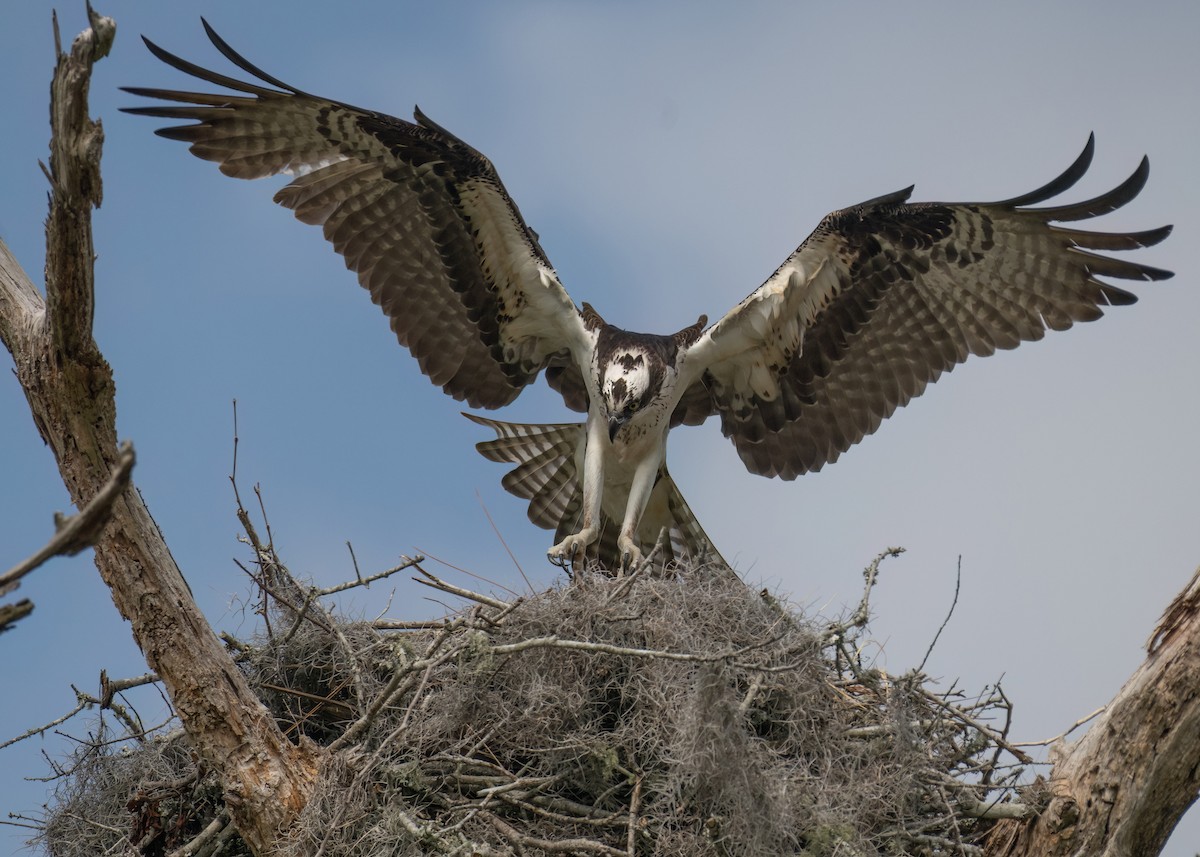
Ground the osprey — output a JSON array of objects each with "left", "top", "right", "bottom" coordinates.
[{"left": 125, "top": 23, "right": 1172, "bottom": 570}]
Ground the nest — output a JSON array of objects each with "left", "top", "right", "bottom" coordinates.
[{"left": 35, "top": 550, "right": 1037, "bottom": 856}]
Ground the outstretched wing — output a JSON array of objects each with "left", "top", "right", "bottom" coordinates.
[
  {"left": 683, "top": 135, "right": 1173, "bottom": 479},
  {"left": 123, "top": 21, "right": 588, "bottom": 410}
]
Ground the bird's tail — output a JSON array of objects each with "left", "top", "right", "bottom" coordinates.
[{"left": 464, "top": 413, "right": 727, "bottom": 572}]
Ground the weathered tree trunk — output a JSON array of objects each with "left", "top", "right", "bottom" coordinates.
[
  {"left": 984, "top": 569, "right": 1200, "bottom": 856},
  {"left": 0, "top": 9, "right": 319, "bottom": 855}
]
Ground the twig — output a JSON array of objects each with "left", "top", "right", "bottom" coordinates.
[
  {"left": 823, "top": 547, "right": 904, "bottom": 645},
  {"left": 494, "top": 792, "right": 627, "bottom": 827},
  {"left": 1012, "top": 705, "right": 1106, "bottom": 748},
  {"left": 166, "top": 811, "right": 229, "bottom": 857},
  {"left": 626, "top": 774, "right": 642, "bottom": 856},
  {"left": 1, "top": 668, "right": 161, "bottom": 750},
  {"left": 919, "top": 687, "right": 1033, "bottom": 764},
  {"left": 98, "top": 670, "right": 159, "bottom": 706},
  {"left": 737, "top": 674, "right": 765, "bottom": 717},
  {"left": 958, "top": 796, "right": 1031, "bottom": 820},
  {"left": 413, "top": 562, "right": 510, "bottom": 610},
  {"left": 230, "top": 399, "right": 241, "bottom": 502},
  {"left": 278, "top": 587, "right": 320, "bottom": 646},
  {"left": 346, "top": 540, "right": 363, "bottom": 584},
  {"left": 842, "top": 719, "right": 950, "bottom": 739},
  {"left": 919, "top": 555, "right": 962, "bottom": 673},
  {"left": 0, "top": 600, "right": 34, "bottom": 634},
  {"left": 982, "top": 680, "right": 1014, "bottom": 788},
  {"left": 626, "top": 528, "right": 667, "bottom": 579},
  {"left": 55, "top": 811, "right": 127, "bottom": 838},
  {"left": 328, "top": 625, "right": 455, "bottom": 752},
  {"left": 416, "top": 548, "right": 522, "bottom": 599},
  {"left": 317, "top": 555, "right": 422, "bottom": 596},
  {"left": 901, "top": 831, "right": 982, "bottom": 856},
  {"left": 477, "top": 774, "right": 561, "bottom": 798},
  {"left": 606, "top": 529, "right": 666, "bottom": 603},
  {"left": 257, "top": 682, "right": 356, "bottom": 720},
  {"left": 488, "top": 634, "right": 756, "bottom": 665},
  {"left": 0, "top": 442, "right": 135, "bottom": 593},
  {"left": 476, "top": 490, "right": 532, "bottom": 593},
  {"left": 486, "top": 812, "right": 627, "bottom": 856},
  {"left": 219, "top": 631, "right": 251, "bottom": 653},
  {"left": 1, "top": 694, "right": 90, "bottom": 751},
  {"left": 372, "top": 619, "right": 451, "bottom": 630}
]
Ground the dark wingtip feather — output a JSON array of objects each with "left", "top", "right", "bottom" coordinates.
[
  {"left": 1037, "top": 155, "right": 1152, "bottom": 222},
  {"left": 151, "top": 126, "right": 205, "bottom": 142},
  {"left": 118, "top": 93, "right": 176, "bottom": 115},
  {"left": 139, "top": 33, "right": 186, "bottom": 72},
  {"left": 1134, "top": 264, "right": 1174, "bottom": 282},
  {"left": 1051, "top": 222, "right": 1174, "bottom": 252},
  {"left": 1148, "top": 223, "right": 1175, "bottom": 246},
  {"left": 996, "top": 133, "right": 1095, "bottom": 207},
  {"left": 200, "top": 18, "right": 305, "bottom": 95},
  {"left": 1099, "top": 282, "right": 1138, "bottom": 305},
  {"left": 848, "top": 185, "right": 915, "bottom": 210},
  {"left": 129, "top": 32, "right": 281, "bottom": 98}
]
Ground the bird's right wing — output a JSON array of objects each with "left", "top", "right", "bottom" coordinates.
[{"left": 123, "top": 21, "right": 589, "bottom": 409}]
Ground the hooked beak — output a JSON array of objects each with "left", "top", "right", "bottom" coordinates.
[{"left": 608, "top": 415, "right": 627, "bottom": 442}]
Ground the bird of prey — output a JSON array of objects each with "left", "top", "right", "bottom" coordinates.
[{"left": 124, "top": 22, "right": 1172, "bottom": 571}]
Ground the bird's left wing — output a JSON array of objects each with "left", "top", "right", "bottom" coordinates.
[
  {"left": 682, "top": 136, "right": 1173, "bottom": 479},
  {"left": 123, "top": 21, "right": 588, "bottom": 410}
]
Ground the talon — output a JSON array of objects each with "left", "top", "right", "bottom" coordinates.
[
  {"left": 549, "top": 528, "right": 595, "bottom": 566},
  {"left": 549, "top": 529, "right": 596, "bottom": 571},
  {"left": 617, "top": 537, "right": 643, "bottom": 573}
]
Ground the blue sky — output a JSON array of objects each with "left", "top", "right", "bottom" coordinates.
[{"left": 3, "top": 2, "right": 1199, "bottom": 853}]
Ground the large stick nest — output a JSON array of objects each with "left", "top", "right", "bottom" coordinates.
[{"left": 35, "top": 550, "right": 1036, "bottom": 856}]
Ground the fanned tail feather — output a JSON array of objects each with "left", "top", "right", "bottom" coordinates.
[{"left": 464, "top": 414, "right": 728, "bottom": 572}]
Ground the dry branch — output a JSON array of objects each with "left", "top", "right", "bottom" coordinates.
[
  {"left": 0, "top": 9, "right": 319, "bottom": 854},
  {"left": 0, "top": 442, "right": 135, "bottom": 594}
]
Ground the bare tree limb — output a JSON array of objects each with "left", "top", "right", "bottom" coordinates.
[
  {"left": 414, "top": 561, "right": 510, "bottom": 609},
  {"left": 0, "top": 10, "right": 319, "bottom": 853},
  {"left": 317, "top": 555, "right": 422, "bottom": 596},
  {"left": 0, "top": 600, "right": 35, "bottom": 634},
  {"left": 0, "top": 442, "right": 134, "bottom": 595}
]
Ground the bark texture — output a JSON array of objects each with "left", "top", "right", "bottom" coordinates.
[
  {"left": 0, "top": 9, "right": 318, "bottom": 855},
  {"left": 985, "top": 568, "right": 1200, "bottom": 856}
]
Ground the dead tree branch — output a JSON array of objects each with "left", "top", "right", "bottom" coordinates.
[
  {"left": 0, "top": 442, "right": 135, "bottom": 595},
  {"left": 0, "top": 9, "right": 319, "bottom": 853}
]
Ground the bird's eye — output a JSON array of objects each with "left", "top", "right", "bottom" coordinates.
[{"left": 628, "top": 402, "right": 639, "bottom": 413}]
